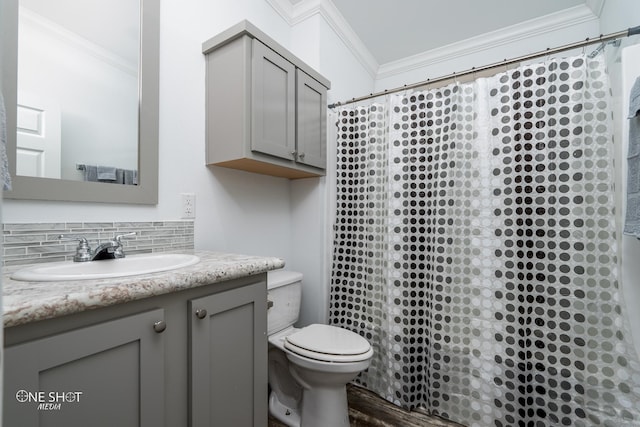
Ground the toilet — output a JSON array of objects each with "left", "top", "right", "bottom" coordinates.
[{"left": 267, "top": 270, "right": 373, "bottom": 427}]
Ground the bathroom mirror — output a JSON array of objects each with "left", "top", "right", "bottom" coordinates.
[{"left": 0, "top": 0, "right": 159, "bottom": 204}]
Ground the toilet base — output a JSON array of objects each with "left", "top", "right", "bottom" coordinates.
[
  {"left": 268, "top": 384, "right": 351, "bottom": 427},
  {"left": 269, "top": 391, "right": 301, "bottom": 427},
  {"left": 299, "top": 384, "right": 350, "bottom": 427}
]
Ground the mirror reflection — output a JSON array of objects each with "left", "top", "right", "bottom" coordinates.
[{"left": 17, "top": 0, "right": 140, "bottom": 184}]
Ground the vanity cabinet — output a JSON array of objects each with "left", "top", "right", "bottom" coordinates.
[
  {"left": 203, "top": 20, "right": 330, "bottom": 179},
  {"left": 4, "top": 274, "right": 268, "bottom": 427}
]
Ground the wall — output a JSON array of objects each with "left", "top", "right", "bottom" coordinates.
[{"left": 599, "top": 0, "right": 640, "bottom": 35}]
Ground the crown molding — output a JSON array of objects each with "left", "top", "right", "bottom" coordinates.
[
  {"left": 266, "top": 0, "right": 599, "bottom": 82},
  {"left": 585, "top": 0, "right": 606, "bottom": 17},
  {"left": 376, "top": 5, "right": 599, "bottom": 80},
  {"left": 265, "top": 0, "right": 295, "bottom": 23},
  {"left": 266, "top": 0, "right": 378, "bottom": 78}
]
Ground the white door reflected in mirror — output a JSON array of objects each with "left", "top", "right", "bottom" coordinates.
[{"left": 16, "top": 93, "right": 61, "bottom": 179}]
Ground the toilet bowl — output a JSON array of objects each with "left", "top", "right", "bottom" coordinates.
[{"left": 267, "top": 271, "right": 373, "bottom": 427}]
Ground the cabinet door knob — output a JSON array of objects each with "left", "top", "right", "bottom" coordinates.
[
  {"left": 298, "top": 153, "right": 305, "bottom": 160},
  {"left": 267, "top": 299, "right": 274, "bottom": 309},
  {"left": 153, "top": 320, "right": 167, "bottom": 333},
  {"left": 290, "top": 151, "right": 297, "bottom": 158},
  {"left": 195, "top": 309, "right": 208, "bottom": 319}
]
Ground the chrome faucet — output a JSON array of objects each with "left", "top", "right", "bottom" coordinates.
[{"left": 58, "top": 232, "right": 136, "bottom": 262}]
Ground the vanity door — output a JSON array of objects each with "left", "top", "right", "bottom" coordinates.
[
  {"left": 189, "top": 281, "right": 268, "bottom": 427},
  {"left": 4, "top": 309, "right": 166, "bottom": 427}
]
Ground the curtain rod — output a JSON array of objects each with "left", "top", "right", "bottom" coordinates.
[{"left": 328, "top": 25, "right": 640, "bottom": 109}]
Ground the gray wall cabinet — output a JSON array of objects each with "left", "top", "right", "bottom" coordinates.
[
  {"left": 4, "top": 275, "right": 268, "bottom": 427},
  {"left": 203, "top": 20, "right": 330, "bottom": 179}
]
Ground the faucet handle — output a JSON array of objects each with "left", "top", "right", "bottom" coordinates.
[
  {"left": 112, "top": 232, "right": 136, "bottom": 258},
  {"left": 57, "top": 235, "right": 92, "bottom": 262},
  {"left": 114, "top": 232, "right": 136, "bottom": 243},
  {"left": 57, "top": 234, "right": 88, "bottom": 244}
]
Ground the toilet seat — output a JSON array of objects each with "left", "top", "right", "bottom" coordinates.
[{"left": 284, "top": 324, "right": 373, "bottom": 363}]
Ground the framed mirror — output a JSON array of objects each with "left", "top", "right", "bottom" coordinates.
[{"left": 0, "top": 0, "right": 159, "bottom": 204}]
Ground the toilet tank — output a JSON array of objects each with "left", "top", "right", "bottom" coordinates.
[{"left": 267, "top": 270, "right": 302, "bottom": 335}]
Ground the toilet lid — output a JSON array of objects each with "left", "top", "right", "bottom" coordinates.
[{"left": 284, "top": 324, "right": 371, "bottom": 361}]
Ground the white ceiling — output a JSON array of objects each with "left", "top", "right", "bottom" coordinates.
[{"left": 330, "top": 0, "right": 588, "bottom": 65}]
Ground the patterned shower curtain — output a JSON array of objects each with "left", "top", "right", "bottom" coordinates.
[{"left": 329, "top": 53, "right": 640, "bottom": 427}]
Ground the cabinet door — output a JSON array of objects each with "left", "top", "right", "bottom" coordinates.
[
  {"left": 189, "top": 281, "right": 268, "bottom": 427},
  {"left": 296, "top": 70, "right": 327, "bottom": 169},
  {"left": 4, "top": 309, "right": 165, "bottom": 427},
  {"left": 251, "top": 39, "right": 296, "bottom": 161}
]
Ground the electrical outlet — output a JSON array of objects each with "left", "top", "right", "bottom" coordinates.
[{"left": 181, "top": 193, "right": 196, "bottom": 218}]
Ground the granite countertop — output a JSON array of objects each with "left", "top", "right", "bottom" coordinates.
[{"left": 3, "top": 251, "right": 285, "bottom": 328}]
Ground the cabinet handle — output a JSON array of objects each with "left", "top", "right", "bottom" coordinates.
[
  {"left": 267, "top": 299, "right": 274, "bottom": 309},
  {"left": 298, "top": 153, "right": 305, "bottom": 160},
  {"left": 195, "top": 309, "right": 208, "bottom": 319},
  {"left": 290, "top": 151, "right": 297, "bottom": 158},
  {"left": 153, "top": 320, "right": 167, "bottom": 333}
]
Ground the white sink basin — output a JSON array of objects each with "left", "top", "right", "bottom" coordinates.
[{"left": 11, "top": 253, "right": 200, "bottom": 282}]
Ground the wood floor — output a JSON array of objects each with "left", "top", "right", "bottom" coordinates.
[{"left": 268, "top": 384, "right": 465, "bottom": 427}]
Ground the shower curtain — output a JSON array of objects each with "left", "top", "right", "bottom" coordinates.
[{"left": 329, "top": 52, "right": 640, "bottom": 427}]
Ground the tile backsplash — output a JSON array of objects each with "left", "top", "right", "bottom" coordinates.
[{"left": 2, "top": 221, "right": 194, "bottom": 266}]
